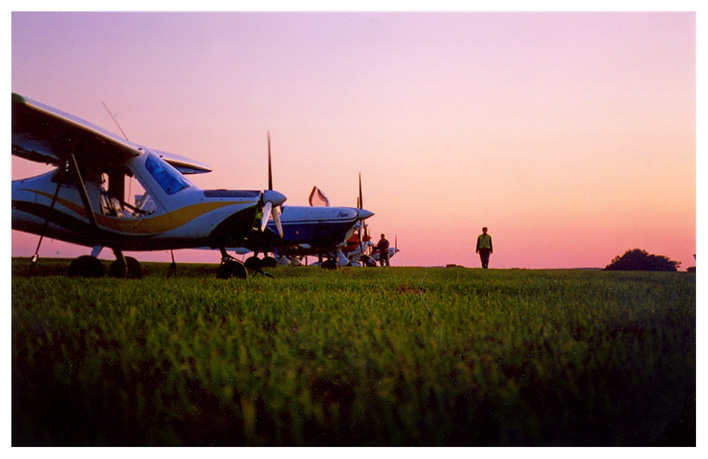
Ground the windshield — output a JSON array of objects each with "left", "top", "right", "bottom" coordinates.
[{"left": 144, "top": 153, "right": 191, "bottom": 195}]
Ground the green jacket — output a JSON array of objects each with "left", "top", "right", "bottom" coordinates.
[{"left": 477, "top": 233, "right": 493, "bottom": 251}]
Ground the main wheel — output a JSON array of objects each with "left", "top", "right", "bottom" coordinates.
[
  {"left": 68, "top": 255, "right": 105, "bottom": 278},
  {"left": 217, "top": 260, "right": 248, "bottom": 279},
  {"left": 109, "top": 257, "right": 143, "bottom": 279}
]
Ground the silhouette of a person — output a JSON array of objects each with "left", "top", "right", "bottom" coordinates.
[
  {"left": 476, "top": 227, "right": 493, "bottom": 269},
  {"left": 377, "top": 234, "right": 390, "bottom": 267}
]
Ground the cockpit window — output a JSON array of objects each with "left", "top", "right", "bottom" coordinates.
[{"left": 144, "top": 153, "right": 190, "bottom": 195}]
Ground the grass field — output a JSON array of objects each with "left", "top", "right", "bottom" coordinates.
[{"left": 11, "top": 258, "right": 696, "bottom": 446}]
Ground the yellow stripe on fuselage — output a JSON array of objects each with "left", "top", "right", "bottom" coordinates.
[{"left": 25, "top": 189, "right": 252, "bottom": 235}]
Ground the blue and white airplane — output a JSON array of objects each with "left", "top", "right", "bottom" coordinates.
[
  {"left": 231, "top": 134, "right": 374, "bottom": 270},
  {"left": 11, "top": 93, "right": 286, "bottom": 279}
]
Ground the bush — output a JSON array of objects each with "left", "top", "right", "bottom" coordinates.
[{"left": 605, "top": 249, "right": 680, "bottom": 272}]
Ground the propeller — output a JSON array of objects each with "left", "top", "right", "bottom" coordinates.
[
  {"left": 260, "top": 131, "right": 284, "bottom": 238},
  {"left": 357, "top": 172, "right": 369, "bottom": 256},
  {"left": 268, "top": 131, "right": 273, "bottom": 191}
]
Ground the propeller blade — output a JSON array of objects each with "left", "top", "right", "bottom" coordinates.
[
  {"left": 358, "top": 220, "right": 365, "bottom": 255},
  {"left": 272, "top": 205, "right": 283, "bottom": 238},
  {"left": 267, "top": 131, "right": 273, "bottom": 191},
  {"left": 358, "top": 172, "right": 363, "bottom": 210},
  {"left": 357, "top": 173, "right": 364, "bottom": 254},
  {"left": 261, "top": 200, "right": 272, "bottom": 232}
]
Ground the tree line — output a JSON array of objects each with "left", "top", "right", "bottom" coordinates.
[{"left": 605, "top": 248, "right": 681, "bottom": 272}]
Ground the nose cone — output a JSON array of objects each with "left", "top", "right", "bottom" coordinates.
[
  {"left": 263, "top": 189, "right": 287, "bottom": 207},
  {"left": 357, "top": 208, "right": 374, "bottom": 220}
]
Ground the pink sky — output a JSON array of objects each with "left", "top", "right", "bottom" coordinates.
[{"left": 9, "top": 11, "right": 696, "bottom": 269}]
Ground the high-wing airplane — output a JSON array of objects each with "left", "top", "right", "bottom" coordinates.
[
  {"left": 231, "top": 133, "right": 374, "bottom": 270},
  {"left": 11, "top": 93, "right": 286, "bottom": 279}
]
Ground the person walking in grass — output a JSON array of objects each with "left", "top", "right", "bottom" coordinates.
[
  {"left": 377, "top": 233, "right": 390, "bottom": 267},
  {"left": 476, "top": 226, "right": 493, "bottom": 269}
]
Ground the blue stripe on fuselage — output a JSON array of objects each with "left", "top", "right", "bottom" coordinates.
[{"left": 266, "top": 219, "right": 356, "bottom": 245}]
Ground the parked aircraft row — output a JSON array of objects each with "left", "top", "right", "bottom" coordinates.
[{"left": 11, "top": 93, "right": 397, "bottom": 278}]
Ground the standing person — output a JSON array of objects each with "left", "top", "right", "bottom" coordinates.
[
  {"left": 377, "top": 233, "right": 390, "bottom": 267},
  {"left": 476, "top": 227, "right": 493, "bottom": 269}
]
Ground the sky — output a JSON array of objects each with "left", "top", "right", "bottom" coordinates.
[{"left": 8, "top": 5, "right": 698, "bottom": 269}]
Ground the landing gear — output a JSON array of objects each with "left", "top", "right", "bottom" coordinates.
[
  {"left": 262, "top": 256, "right": 277, "bottom": 268},
  {"left": 218, "top": 247, "right": 248, "bottom": 279},
  {"left": 217, "top": 259, "right": 248, "bottom": 279},
  {"left": 321, "top": 259, "right": 338, "bottom": 270},
  {"left": 109, "top": 256, "right": 143, "bottom": 279},
  {"left": 244, "top": 255, "right": 263, "bottom": 271},
  {"left": 107, "top": 249, "right": 143, "bottom": 279},
  {"left": 362, "top": 255, "right": 377, "bottom": 267},
  {"left": 244, "top": 256, "right": 262, "bottom": 272},
  {"left": 68, "top": 255, "right": 106, "bottom": 278},
  {"left": 244, "top": 254, "right": 276, "bottom": 270}
]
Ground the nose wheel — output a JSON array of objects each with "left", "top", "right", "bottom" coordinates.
[
  {"left": 217, "top": 259, "right": 248, "bottom": 279},
  {"left": 218, "top": 248, "right": 248, "bottom": 279},
  {"left": 321, "top": 259, "right": 338, "bottom": 270},
  {"left": 244, "top": 256, "right": 263, "bottom": 271}
]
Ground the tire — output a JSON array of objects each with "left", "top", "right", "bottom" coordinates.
[
  {"left": 109, "top": 257, "right": 143, "bottom": 279},
  {"left": 68, "top": 255, "right": 105, "bottom": 278},
  {"left": 362, "top": 255, "right": 377, "bottom": 268},
  {"left": 244, "top": 256, "right": 263, "bottom": 271},
  {"left": 262, "top": 256, "right": 277, "bottom": 268},
  {"left": 321, "top": 259, "right": 338, "bottom": 270},
  {"left": 217, "top": 260, "right": 248, "bottom": 279}
]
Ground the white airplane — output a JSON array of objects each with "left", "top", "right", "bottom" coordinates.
[
  {"left": 11, "top": 93, "right": 286, "bottom": 279},
  {"left": 232, "top": 134, "right": 375, "bottom": 270},
  {"left": 336, "top": 173, "right": 401, "bottom": 267},
  {"left": 240, "top": 204, "right": 374, "bottom": 269},
  {"left": 338, "top": 173, "right": 377, "bottom": 267}
]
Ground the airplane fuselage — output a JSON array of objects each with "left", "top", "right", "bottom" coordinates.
[
  {"left": 11, "top": 151, "right": 279, "bottom": 252},
  {"left": 237, "top": 205, "right": 373, "bottom": 257}
]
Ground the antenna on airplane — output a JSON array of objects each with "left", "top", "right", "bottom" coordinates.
[
  {"left": 102, "top": 102, "right": 130, "bottom": 141},
  {"left": 102, "top": 102, "right": 178, "bottom": 276}
]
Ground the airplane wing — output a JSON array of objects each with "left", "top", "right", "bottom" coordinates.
[
  {"left": 12, "top": 93, "right": 141, "bottom": 170},
  {"left": 154, "top": 149, "right": 212, "bottom": 175}
]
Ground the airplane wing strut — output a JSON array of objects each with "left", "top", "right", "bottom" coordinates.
[
  {"left": 30, "top": 171, "right": 64, "bottom": 265},
  {"left": 68, "top": 150, "right": 98, "bottom": 228}
]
